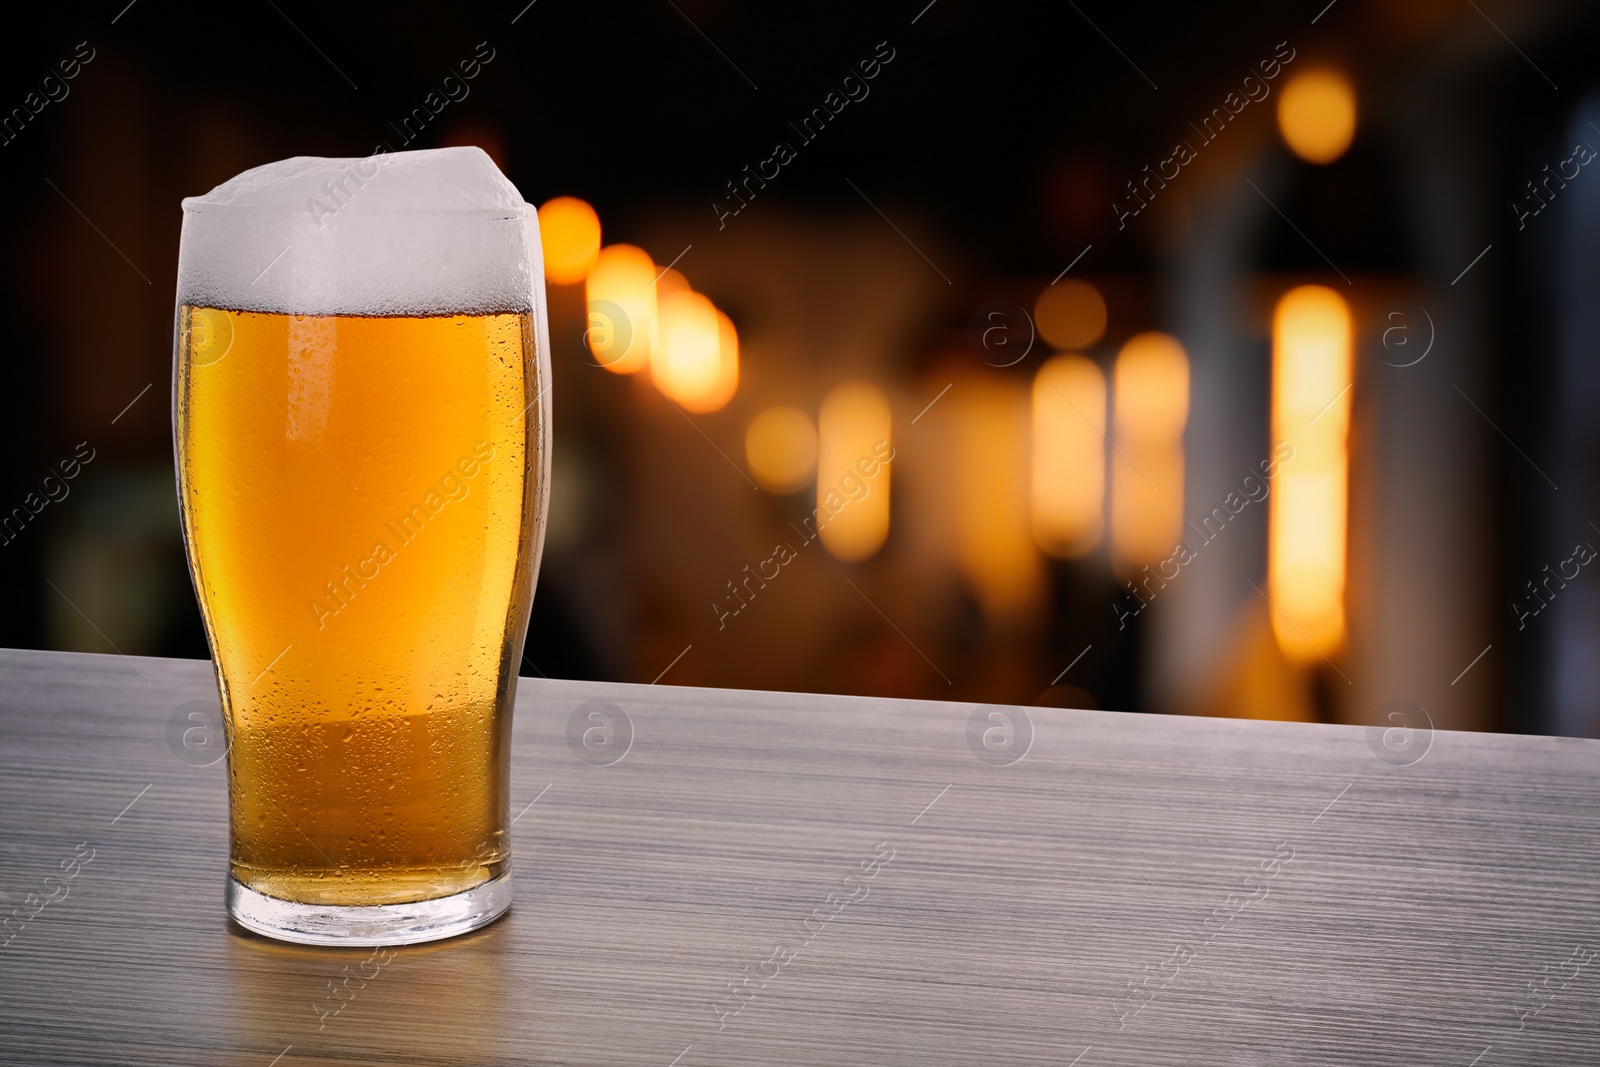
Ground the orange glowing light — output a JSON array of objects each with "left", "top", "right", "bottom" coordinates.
[
  {"left": 537, "top": 196, "right": 601, "bottom": 285},
  {"left": 1032, "top": 354, "right": 1106, "bottom": 558},
  {"left": 585, "top": 244, "right": 656, "bottom": 374},
  {"left": 1277, "top": 70, "right": 1357, "bottom": 165},
  {"left": 1035, "top": 280, "right": 1107, "bottom": 351},
  {"left": 694, "top": 308, "right": 740, "bottom": 414},
  {"left": 955, "top": 376, "right": 1045, "bottom": 620},
  {"left": 746, "top": 406, "right": 817, "bottom": 493},
  {"left": 1110, "top": 332, "right": 1188, "bottom": 572},
  {"left": 1269, "top": 285, "right": 1351, "bottom": 663},
  {"left": 656, "top": 268, "right": 690, "bottom": 297},
  {"left": 653, "top": 289, "right": 722, "bottom": 409},
  {"left": 817, "top": 382, "right": 892, "bottom": 562}
]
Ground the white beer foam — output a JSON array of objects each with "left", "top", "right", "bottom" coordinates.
[{"left": 177, "top": 147, "right": 543, "bottom": 316}]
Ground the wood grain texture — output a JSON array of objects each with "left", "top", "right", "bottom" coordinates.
[{"left": 1, "top": 647, "right": 1598, "bottom": 1066}]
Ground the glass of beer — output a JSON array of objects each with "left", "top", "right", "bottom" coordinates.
[{"left": 173, "top": 147, "right": 550, "bottom": 945}]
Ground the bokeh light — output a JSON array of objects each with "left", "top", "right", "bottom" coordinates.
[
  {"left": 536, "top": 196, "right": 601, "bottom": 285},
  {"left": 1035, "top": 280, "right": 1107, "bottom": 351},
  {"left": 1113, "top": 332, "right": 1189, "bottom": 439},
  {"left": 585, "top": 244, "right": 656, "bottom": 374},
  {"left": 1111, "top": 332, "right": 1188, "bottom": 572},
  {"left": 1032, "top": 354, "right": 1106, "bottom": 558},
  {"left": 746, "top": 406, "right": 817, "bottom": 493},
  {"left": 955, "top": 377, "right": 1044, "bottom": 621},
  {"left": 817, "top": 382, "right": 892, "bottom": 562},
  {"left": 1277, "top": 70, "right": 1357, "bottom": 165},
  {"left": 695, "top": 308, "right": 741, "bottom": 414},
  {"left": 656, "top": 267, "right": 690, "bottom": 297},
  {"left": 653, "top": 289, "right": 722, "bottom": 408},
  {"left": 1269, "top": 285, "right": 1351, "bottom": 662}
]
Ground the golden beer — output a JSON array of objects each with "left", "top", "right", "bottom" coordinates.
[
  {"left": 174, "top": 147, "right": 550, "bottom": 944},
  {"left": 177, "top": 308, "right": 540, "bottom": 906}
]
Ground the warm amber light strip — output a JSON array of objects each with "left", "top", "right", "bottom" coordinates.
[
  {"left": 1268, "top": 285, "right": 1351, "bottom": 662},
  {"left": 1110, "top": 332, "right": 1189, "bottom": 573}
]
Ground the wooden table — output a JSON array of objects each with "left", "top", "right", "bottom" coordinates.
[{"left": 1, "top": 648, "right": 1597, "bottom": 1065}]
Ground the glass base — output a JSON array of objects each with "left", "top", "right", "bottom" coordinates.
[{"left": 227, "top": 872, "right": 513, "bottom": 946}]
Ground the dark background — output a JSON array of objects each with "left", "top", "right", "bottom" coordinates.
[{"left": 3, "top": 0, "right": 1598, "bottom": 736}]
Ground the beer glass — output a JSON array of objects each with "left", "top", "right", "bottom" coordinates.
[{"left": 173, "top": 147, "right": 550, "bottom": 945}]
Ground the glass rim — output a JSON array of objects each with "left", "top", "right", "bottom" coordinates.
[{"left": 179, "top": 197, "right": 537, "bottom": 220}]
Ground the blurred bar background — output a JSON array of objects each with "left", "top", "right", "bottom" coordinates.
[{"left": 2, "top": 0, "right": 1597, "bottom": 736}]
